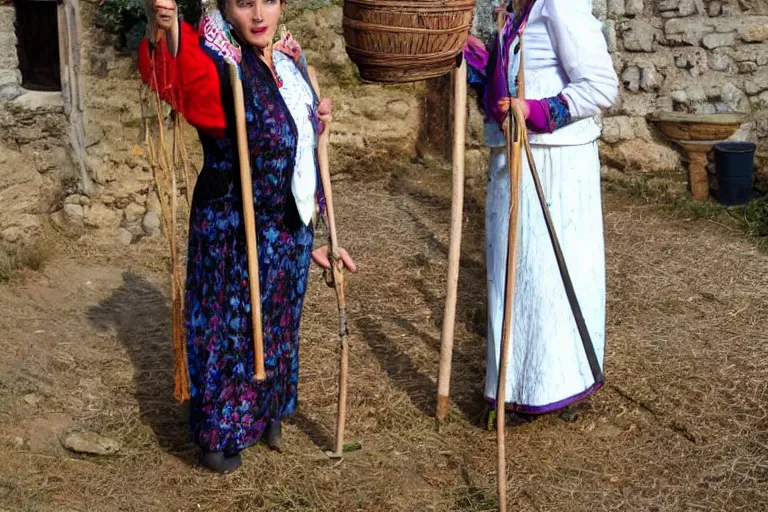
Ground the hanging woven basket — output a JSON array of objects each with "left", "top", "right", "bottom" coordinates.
[{"left": 342, "top": 0, "right": 476, "bottom": 83}]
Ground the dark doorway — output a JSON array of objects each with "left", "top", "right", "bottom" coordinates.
[{"left": 14, "top": 0, "right": 62, "bottom": 92}]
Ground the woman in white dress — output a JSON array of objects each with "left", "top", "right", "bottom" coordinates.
[{"left": 465, "top": 0, "right": 619, "bottom": 424}]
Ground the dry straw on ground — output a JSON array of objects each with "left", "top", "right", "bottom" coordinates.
[
  {"left": 1, "top": 147, "right": 767, "bottom": 510},
  {"left": 1, "top": 5, "right": 767, "bottom": 511}
]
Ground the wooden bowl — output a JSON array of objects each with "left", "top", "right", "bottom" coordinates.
[{"left": 647, "top": 112, "right": 746, "bottom": 142}]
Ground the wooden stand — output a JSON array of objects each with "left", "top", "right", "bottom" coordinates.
[
  {"left": 684, "top": 143, "right": 712, "bottom": 202},
  {"left": 648, "top": 112, "right": 746, "bottom": 203}
]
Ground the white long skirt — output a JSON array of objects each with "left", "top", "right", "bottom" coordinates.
[{"left": 485, "top": 141, "right": 606, "bottom": 413}]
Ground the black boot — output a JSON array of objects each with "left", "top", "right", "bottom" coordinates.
[
  {"left": 506, "top": 411, "right": 536, "bottom": 427},
  {"left": 485, "top": 407, "right": 536, "bottom": 430},
  {"left": 200, "top": 449, "right": 242, "bottom": 474},
  {"left": 266, "top": 418, "right": 282, "bottom": 452},
  {"left": 559, "top": 401, "right": 591, "bottom": 423}
]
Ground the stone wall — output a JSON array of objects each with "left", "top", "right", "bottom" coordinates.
[
  {"left": 0, "top": 0, "right": 157, "bottom": 246},
  {"left": 597, "top": 0, "right": 768, "bottom": 178},
  {"left": 469, "top": 0, "right": 767, "bottom": 183},
  {"left": 70, "top": 1, "right": 163, "bottom": 245},
  {"left": 0, "top": 4, "right": 20, "bottom": 101},
  {"left": 0, "top": 4, "right": 75, "bottom": 244}
]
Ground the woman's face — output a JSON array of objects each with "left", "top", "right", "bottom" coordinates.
[{"left": 225, "top": 0, "right": 283, "bottom": 50}]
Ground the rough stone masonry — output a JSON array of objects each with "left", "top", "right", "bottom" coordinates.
[
  {"left": 0, "top": 2, "right": 75, "bottom": 244},
  {"left": 472, "top": 0, "right": 768, "bottom": 178},
  {"left": 2, "top": 1, "right": 767, "bottom": 246},
  {"left": 597, "top": 0, "right": 767, "bottom": 176}
]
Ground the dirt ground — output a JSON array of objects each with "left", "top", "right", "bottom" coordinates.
[
  {"left": 2, "top": 6, "right": 768, "bottom": 512},
  {"left": 3, "top": 153, "right": 768, "bottom": 511}
]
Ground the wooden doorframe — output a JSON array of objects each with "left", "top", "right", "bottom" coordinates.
[{"left": 57, "top": 0, "right": 92, "bottom": 194}]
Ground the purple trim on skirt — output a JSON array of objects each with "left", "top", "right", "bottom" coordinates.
[{"left": 485, "top": 381, "right": 604, "bottom": 415}]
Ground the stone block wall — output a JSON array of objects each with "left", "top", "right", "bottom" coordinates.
[
  {"left": 0, "top": 5, "right": 74, "bottom": 244},
  {"left": 469, "top": 0, "right": 767, "bottom": 181},
  {"left": 597, "top": 0, "right": 768, "bottom": 177},
  {"left": 0, "top": 4, "right": 21, "bottom": 100}
]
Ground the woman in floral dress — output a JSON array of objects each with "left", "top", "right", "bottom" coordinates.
[{"left": 139, "top": 0, "right": 355, "bottom": 473}]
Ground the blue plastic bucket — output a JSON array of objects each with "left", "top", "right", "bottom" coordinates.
[{"left": 714, "top": 141, "right": 756, "bottom": 206}]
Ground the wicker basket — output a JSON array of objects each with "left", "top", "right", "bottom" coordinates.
[{"left": 342, "top": 0, "right": 476, "bottom": 83}]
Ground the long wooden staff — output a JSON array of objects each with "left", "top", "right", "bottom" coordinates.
[
  {"left": 227, "top": 61, "right": 267, "bottom": 382},
  {"left": 496, "top": 100, "right": 525, "bottom": 512},
  {"left": 307, "top": 69, "right": 351, "bottom": 459},
  {"left": 496, "top": 30, "right": 527, "bottom": 511},
  {"left": 436, "top": 56, "right": 468, "bottom": 423}
]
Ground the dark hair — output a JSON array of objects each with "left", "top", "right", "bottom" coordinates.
[{"left": 216, "top": 0, "right": 288, "bottom": 16}]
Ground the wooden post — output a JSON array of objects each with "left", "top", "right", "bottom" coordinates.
[
  {"left": 58, "top": 0, "right": 92, "bottom": 195},
  {"left": 436, "top": 58, "right": 467, "bottom": 422}
]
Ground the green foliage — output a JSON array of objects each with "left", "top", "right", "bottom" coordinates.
[
  {"left": 745, "top": 195, "right": 768, "bottom": 237},
  {"left": 94, "top": 0, "right": 201, "bottom": 50}
]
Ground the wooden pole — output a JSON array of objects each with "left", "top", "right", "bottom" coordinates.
[
  {"left": 229, "top": 63, "right": 267, "bottom": 382},
  {"left": 436, "top": 58, "right": 467, "bottom": 422},
  {"left": 496, "top": 33, "right": 527, "bottom": 510},
  {"left": 326, "top": 135, "right": 351, "bottom": 458},
  {"left": 307, "top": 69, "right": 351, "bottom": 458},
  {"left": 496, "top": 106, "right": 524, "bottom": 512},
  {"left": 319, "top": 122, "right": 350, "bottom": 457}
]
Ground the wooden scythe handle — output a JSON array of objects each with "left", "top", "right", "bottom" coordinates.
[{"left": 496, "top": 29, "right": 525, "bottom": 512}]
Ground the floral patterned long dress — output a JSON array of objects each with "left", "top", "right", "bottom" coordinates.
[{"left": 140, "top": 23, "right": 324, "bottom": 454}]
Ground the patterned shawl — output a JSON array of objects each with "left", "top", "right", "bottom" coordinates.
[{"left": 466, "top": 0, "right": 538, "bottom": 129}]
